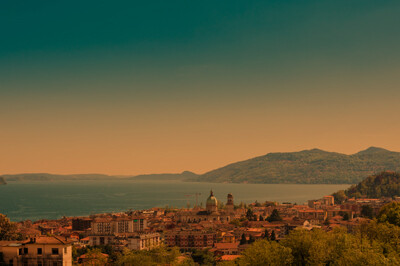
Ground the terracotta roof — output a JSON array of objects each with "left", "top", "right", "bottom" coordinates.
[
  {"left": 214, "top": 242, "right": 239, "bottom": 250},
  {"left": 220, "top": 255, "right": 241, "bottom": 261},
  {"left": 33, "top": 236, "right": 71, "bottom": 245}
]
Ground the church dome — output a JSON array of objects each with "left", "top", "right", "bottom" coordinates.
[{"left": 206, "top": 190, "right": 218, "bottom": 206}]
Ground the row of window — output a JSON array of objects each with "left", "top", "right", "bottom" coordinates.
[{"left": 18, "top": 248, "right": 65, "bottom": 255}]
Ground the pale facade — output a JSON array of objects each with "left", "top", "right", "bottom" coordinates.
[
  {"left": 0, "top": 236, "right": 72, "bottom": 266},
  {"left": 91, "top": 217, "right": 147, "bottom": 235},
  {"left": 127, "top": 233, "right": 161, "bottom": 250}
]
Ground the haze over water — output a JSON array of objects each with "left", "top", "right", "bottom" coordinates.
[{"left": 0, "top": 181, "right": 349, "bottom": 221}]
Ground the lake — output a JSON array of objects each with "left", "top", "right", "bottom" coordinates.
[{"left": 0, "top": 180, "right": 350, "bottom": 221}]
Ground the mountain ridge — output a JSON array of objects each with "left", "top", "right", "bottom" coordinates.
[{"left": 196, "top": 147, "right": 400, "bottom": 184}]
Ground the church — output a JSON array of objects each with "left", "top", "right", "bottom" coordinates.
[{"left": 177, "top": 191, "right": 236, "bottom": 223}]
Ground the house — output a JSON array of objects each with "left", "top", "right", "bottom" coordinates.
[{"left": 0, "top": 236, "right": 72, "bottom": 266}]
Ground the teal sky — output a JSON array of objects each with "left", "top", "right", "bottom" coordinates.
[{"left": 1, "top": 1, "right": 400, "bottom": 174}]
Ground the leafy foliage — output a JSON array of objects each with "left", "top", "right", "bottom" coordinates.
[
  {"left": 0, "top": 214, "right": 20, "bottom": 240},
  {"left": 377, "top": 202, "right": 400, "bottom": 227},
  {"left": 115, "top": 245, "right": 181, "bottom": 266},
  {"left": 198, "top": 147, "right": 400, "bottom": 184},
  {"left": 344, "top": 171, "right": 400, "bottom": 199},
  {"left": 237, "top": 240, "right": 293, "bottom": 266}
]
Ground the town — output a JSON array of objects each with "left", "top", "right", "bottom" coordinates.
[{"left": 1, "top": 188, "right": 399, "bottom": 265}]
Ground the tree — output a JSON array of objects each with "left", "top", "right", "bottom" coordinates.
[
  {"left": 237, "top": 240, "right": 293, "bottom": 266},
  {"left": 270, "top": 230, "right": 276, "bottom": 241},
  {"left": 332, "top": 190, "right": 347, "bottom": 204},
  {"left": 246, "top": 208, "right": 254, "bottom": 221},
  {"left": 378, "top": 202, "right": 400, "bottom": 227},
  {"left": 116, "top": 245, "right": 180, "bottom": 266},
  {"left": 0, "top": 214, "right": 20, "bottom": 240},
  {"left": 248, "top": 235, "right": 255, "bottom": 244},
  {"left": 361, "top": 205, "right": 374, "bottom": 219},
  {"left": 259, "top": 215, "right": 264, "bottom": 221},
  {"left": 263, "top": 229, "right": 270, "bottom": 240},
  {"left": 267, "top": 209, "right": 282, "bottom": 222},
  {"left": 191, "top": 249, "right": 214, "bottom": 266},
  {"left": 240, "top": 234, "right": 247, "bottom": 245}
]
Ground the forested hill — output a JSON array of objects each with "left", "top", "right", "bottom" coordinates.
[
  {"left": 1, "top": 173, "right": 119, "bottom": 182},
  {"left": 0, "top": 176, "right": 6, "bottom": 185},
  {"left": 129, "top": 171, "right": 198, "bottom": 181},
  {"left": 196, "top": 147, "right": 400, "bottom": 184},
  {"left": 343, "top": 171, "right": 400, "bottom": 199}
]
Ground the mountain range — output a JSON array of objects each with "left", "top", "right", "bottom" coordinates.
[
  {"left": 2, "top": 147, "right": 400, "bottom": 184},
  {"left": 128, "top": 171, "right": 197, "bottom": 181},
  {"left": 0, "top": 172, "right": 198, "bottom": 182},
  {"left": 195, "top": 147, "right": 400, "bottom": 184}
]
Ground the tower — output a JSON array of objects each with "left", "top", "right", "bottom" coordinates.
[{"left": 226, "top": 193, "right": 234, "bottom": 213}]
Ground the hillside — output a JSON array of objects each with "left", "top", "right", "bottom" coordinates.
[
  {"left": 197, "top": 147, "right": 400, "bottom": 184},
  {"left": 129, "top": 171, "right": 198, "bottom": 181},
  {"left": 0, "top": 176, "right": 6, "bottom": 185},
  {"left": 344, "top": 171, "right": 400, "bottom": 199},
  {"left": 1, "top": 173, "right": 120, "bottom": 182}
]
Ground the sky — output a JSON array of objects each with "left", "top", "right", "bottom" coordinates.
[{"left": 1, "top": 0, "right": 400, "bottom": 175}]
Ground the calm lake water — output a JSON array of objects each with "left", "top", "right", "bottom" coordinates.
[{"left": 0, "top": 181, "right": 350, "bottom": 221}]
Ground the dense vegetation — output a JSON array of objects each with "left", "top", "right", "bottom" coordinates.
[
  {"left": 197, "top": 147, "right": 400, "bottom": 184},
  {"left": 333, "top": 171, "right": 400, "bottom": 203},
  {"left": 0, "top": 214, "right": 21, "bottom": 240}
]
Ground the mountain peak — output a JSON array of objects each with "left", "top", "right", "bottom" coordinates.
[{"left": 356, "top": 147, "right": 390, "bottom": 155}]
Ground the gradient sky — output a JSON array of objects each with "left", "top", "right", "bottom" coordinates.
[{"left": 1, "top": 0, "right": 400, "bottom": 175}]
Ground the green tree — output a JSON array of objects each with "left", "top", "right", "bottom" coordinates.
[
  {"left": 191, "top": 249, "right": 214, "bottom": 266},
  {"left": 248, "top": 235, "right": 255, "bottom": 244},
  {"left": 237, "top": 240, "right": 293, "bottom": 266},
  {"left": 332, "top": 190, "right": 347, "bottom": 204},
  {"left": 377, "top": 202, "right": 400, "bottom": 227},
  {"left": 361, "top": 205, "right": 374, "bottom": 219},
  {"left": 263, "top": 229, "right": 270, "bottom": 240},
  {"left": 116, "top": 245, "right": 180, "bottom": 266},
  {"left": 0, "top": 214, "right": 20, "bottom": 240},
  {"left": 267, "top": 209, "right": 282, "bottom": 222},
  {"left": 270, "top": 230, "right": 276, "bottom": 241},
  {"left": 246, "top": 209, "right": 254, "bottom": 221},
  {"left": 240, "top": 234, "right": 247, "bottom": 245}
]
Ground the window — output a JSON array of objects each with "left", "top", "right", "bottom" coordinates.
[
  {"left": 64, "top": 247, "right": 67, "bottom": 254},
  {"left": 52, "top": 248, "right": 59, "bottom": 255},
  {"left": 37, "top": 248, "right": 42, "bottom": 255},
  {"left": 38, "top": 262, "right": 43, "bottom": 266},
  {"left": 24, "top": 248, "right": 28, "bottom": 254},
  {"left": 18, "top": 248, "right": 22, "bottom": 255}
]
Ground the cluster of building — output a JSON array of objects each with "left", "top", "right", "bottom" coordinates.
[{"left": 0, "top": 190, "right": 397, "bottom": 265}]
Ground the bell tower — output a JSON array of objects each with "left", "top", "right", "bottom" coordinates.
[{"left": 226, "top": 193, "right": 234, "bottom": 213}]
